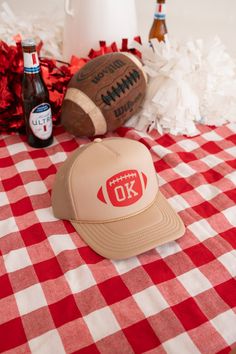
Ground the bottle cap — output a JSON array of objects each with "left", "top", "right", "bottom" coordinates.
[{"left": 22, "top": 38, "right": 36, "bottom": 47}]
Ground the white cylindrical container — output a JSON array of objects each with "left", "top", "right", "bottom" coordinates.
[{"left": 63, "top": 0, "right": 138, "bottom": 61}]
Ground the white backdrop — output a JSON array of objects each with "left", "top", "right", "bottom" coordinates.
[{"left": 1, "top": 0, "right": 236, "bottom": 56}]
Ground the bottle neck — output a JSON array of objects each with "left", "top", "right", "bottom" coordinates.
[
  {"left": 23, "top": 50, "right": 40, "bottom": 74},
  {"left": 154, "top": 3, "right": 166, "bottom": 20}
]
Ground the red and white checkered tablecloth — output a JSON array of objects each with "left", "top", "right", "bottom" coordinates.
[{"left": 0, "top": 123, "right": 236, "bottom": 354}]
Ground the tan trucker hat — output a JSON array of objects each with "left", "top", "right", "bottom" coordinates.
[{"left": 52, "top": 137, "right": 185, "bottom": 260}]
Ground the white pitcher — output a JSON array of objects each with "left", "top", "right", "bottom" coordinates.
[{"left": 63, "top": 0, "right": 138, "bottom": 61}]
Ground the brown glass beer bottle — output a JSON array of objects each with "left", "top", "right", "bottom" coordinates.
[
  {"left": 149, "top": 0, "right": 168, "bottom": 42},
  {"left": 22, "top": 39, "right": 53, "bottom": 148}
]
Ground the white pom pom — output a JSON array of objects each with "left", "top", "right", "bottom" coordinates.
[
  {"left": 0, "top": 2, "right": 63, "bottom": 59},
  {"left": 129, "top": 36, "right": 236, "bottom": 136}
]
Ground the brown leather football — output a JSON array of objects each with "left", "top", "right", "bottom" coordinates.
[{"left": 61, "top": 52, "right": 147, "bottom": 137}]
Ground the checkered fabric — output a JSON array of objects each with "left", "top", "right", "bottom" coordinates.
[{"left": 0, "top": 123, "right": 236, "bottom": 354}]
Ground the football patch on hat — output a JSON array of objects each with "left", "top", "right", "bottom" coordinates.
[{"left": 97, "top": 170, "right": 147, "bottom": 207}]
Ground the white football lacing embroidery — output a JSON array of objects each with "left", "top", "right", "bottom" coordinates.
[{"left": 109, "top": 172, "right": 137, "bottom": 186}]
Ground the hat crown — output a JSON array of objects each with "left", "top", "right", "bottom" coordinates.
[{"left": 53, "top": 138, "right": 159, "bottom": 223}]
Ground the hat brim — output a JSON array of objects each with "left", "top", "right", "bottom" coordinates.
[{"left": 71, "top": 191, "right": 185, "bottom": 260}]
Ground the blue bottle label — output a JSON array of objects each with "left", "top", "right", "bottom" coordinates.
[{"left": 29, "top": 103, "right": 52, "bottom": 140}]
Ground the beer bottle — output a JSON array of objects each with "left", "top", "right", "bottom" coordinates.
[
  {"left": 22, "top": 39, "right": 53, "bottom": 148},
  {"left": 149, "top": 0, "right": 168, "bottom": 42}
]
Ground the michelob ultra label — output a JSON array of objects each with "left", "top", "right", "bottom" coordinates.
[
  {"left": 154, "top": 4, "right": 166, "bottom": 20},
  {"left": 29, "top": 103, "right": 52, "bottom": 140},
  {"left": 23, "top": 51, "right": 40, "bottom": 74}
]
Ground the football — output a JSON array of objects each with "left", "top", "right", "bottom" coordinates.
[
  {"left": 61, "top": 52, "right": 147, "bottom": 137},
  {"left": 97, "top": 169, "right": 147, "bottom": 207}
]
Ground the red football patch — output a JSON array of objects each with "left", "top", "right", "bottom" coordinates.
[{"left": 97, "top": 170, "right": 147, "bottom": 207}]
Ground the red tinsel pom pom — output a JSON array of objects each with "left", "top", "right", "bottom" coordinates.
[{"left": 0, "top": 37, "right": 141, "bottom": 134}]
